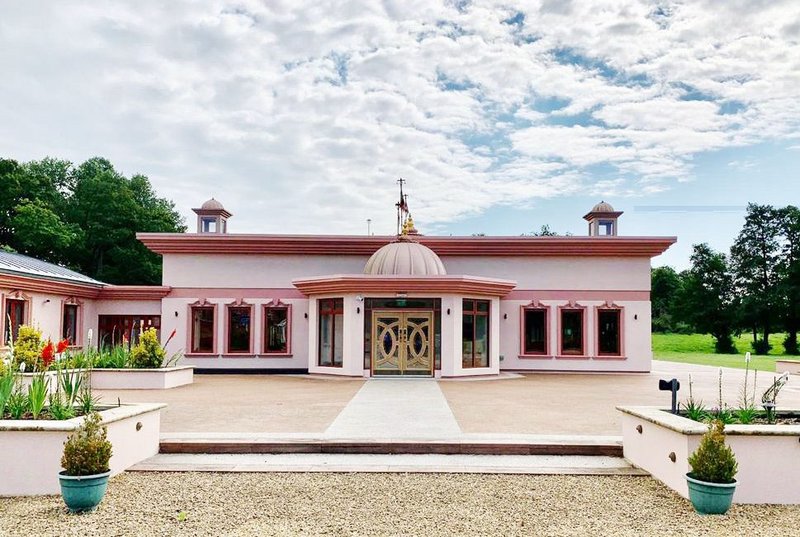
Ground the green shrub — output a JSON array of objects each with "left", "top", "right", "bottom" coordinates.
[
  {"left": 61, "top": 412, "right": 112, "bottom": 476},
  {"left": 688, "top": 420, "right": 738, "bottom": 484},
  {"left": 12, "top": 325, "right": 44, "bottom": 372},
  {"left": 129, "top": 328, "right": 165, "bottom": 368}
]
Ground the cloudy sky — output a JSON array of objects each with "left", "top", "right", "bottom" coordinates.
[{"left": 2, "top": 1, "right": 799, "bottom": 268}]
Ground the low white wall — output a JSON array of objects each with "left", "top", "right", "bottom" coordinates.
[
  {"left": 91, "top": 367, "right": 193, "bottom": 390},
  {"left": 0, "top": 403, "right": 164, "bottom": 496},
  {"left": 619, "top": 406, "right": 800, "bottom": 504}
]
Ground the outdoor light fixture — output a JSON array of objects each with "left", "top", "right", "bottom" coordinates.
[
  {"left": 658, "top": 378, "right": 680, "bottom": 414},
  {"left": 634, "top": 314, "right": 638, "bottom": 320},
  {"left": 304, "top": 313, "right": 308, "bottom": 319},
  {"left": 503, "top": 313, "right": 508, "bottom": 319},
  {"left": 446, "top": 308, "right": 451, "bottom": 315},
  {"left": 174, "top": 311, "right": 179, "bottom": 317},
  {"left": 357, "top": 307, "right": 361, "bottom": 314},
  {"left": 355, "top": 295, "right": 364, "bottom": 302},
  {"left": 43, "top": 299, "right": 50, "bottom": 304}
]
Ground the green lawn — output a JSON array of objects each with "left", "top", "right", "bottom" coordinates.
[{"left": 652, "top": 333, "right": 793, "bottom": 373}]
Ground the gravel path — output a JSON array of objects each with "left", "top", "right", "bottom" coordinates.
[{"left": 1, "top": 473, "right": 797, "bottom": 536}]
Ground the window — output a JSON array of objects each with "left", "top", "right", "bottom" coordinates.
[
  {"left": 98, "top": 315, "right": 161, "bottom": 348},
  {"left": 190, "top": 307, "right": 215, "bottom": 354},
  {"left": 62, "top": 303, "right": 80, "bottom": 345},
  {"left": 3, "top": 298, "right": 26, "bottom": 345},
  {"left": 201, "top": 217, "right": 217, "bottom": 233},
  {"left": 264, "top": 305, "right": 290, "bottom": 354},
  {"left": 226, "top": 305, "right": 252, "bottom": 354},
  {"left": 462, "top": 299, "right": 490, "bottom": 368},
  {"left": 560, "top": 308, "right": 584, "bottom": 355},
  {"left": 599, "top": 220, "right": 614, "bottom": 235},
  {"left": 522, "top": 308, "right": 547, "bottom": 355},
  {"left": 598, "top": 309, "right": 621, "bottom": 356},
  {"left": 318, "top": 298, "right": 343, "bottom": 367}
]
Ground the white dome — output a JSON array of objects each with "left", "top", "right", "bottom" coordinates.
[
  {"left": 590, "top": 200, "right": 615, "bottom": 213},
  {"left": 364, "top": 240, "right": 446, "bottom": 276},
  {"left": 201, "top": 198, "right": 225, "bottom": 211}
]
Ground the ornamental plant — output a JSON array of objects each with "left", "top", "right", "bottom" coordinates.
[
  {"left": 12, "top": 325, "right": 44, "bottom": 372},
  {"left": 688, "top": 420, "right": 738, "bottom": 484},
  {"left": 129, "top": 328, "right": 165, "bottom": 368},
  {"left": 61, "top": 412, "right": 113, "bottom": 476}
]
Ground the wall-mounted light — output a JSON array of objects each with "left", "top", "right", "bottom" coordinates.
[
  {"left": 355, "top": 295, "right": 364, "bottom": 302},
  {"left": 174, "top": 311, "right": 179, "bottom": 317},
  {"left": 446, "top": 308, "right": 451, "bottom": 315},
  {"left": 43, "top": 299, "right": 50, "bottom": 304},
  {"left": 304, "top": 313, "right": 308, "bottom": 319},
  {"left": 634, "top": 314, "right": 638, "bottom": 320},
  {"left": 503, "top": 313, "right": 508, "bottom": 320},
  {"left": 357, "top": 307, "right": 361, "bottom": 314}
]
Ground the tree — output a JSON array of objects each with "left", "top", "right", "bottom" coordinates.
[
  {"left": 651, "top": 266, "right": 682, "bottom": 332},
  {"left": 730, "top": 204, "right": 782, "bottom": 354},
  {"left": 676, "top": 244, "right": 738, "bottom": 353},
  {"left": 0, "top": 156, "right": 185, "bottom": 285},
  {"left": 778, "top": 206, "right": 800, "bottom": 354}
]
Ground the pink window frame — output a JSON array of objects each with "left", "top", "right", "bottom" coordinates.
[
  {"left": 1, "top": 291, "right": 32, "bottom": 346},
  {"left": 594, "top": 304, "right": 625, "bottom": 359},
  {"left": 519, "top": 301, "right": 550, "bottom": 358},
  {"left": 186, "top": 299, "right": 218, "bottom": 356},
  {"left": 557, "top": 302, "right": 588, "bottom": 359},
  {"left": 224, "top": 299, "right": 255, "bottom": 356},
  {"left": 262, "top": 300, "right": 292, "bottom": 357},
  {"left": 60, "top": 297, "right": 84, "bottom": 348}
]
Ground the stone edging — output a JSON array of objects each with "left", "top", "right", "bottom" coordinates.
[
  {"left": 0, "top": 403, "right": 166, "bottom": 432},
  {"left": 616, "top": 405, "right": 800, "bottom": 436}
]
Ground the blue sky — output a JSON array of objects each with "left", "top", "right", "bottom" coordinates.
[{"left": 1, "top": 1, "right": 799, "bottom": 270}]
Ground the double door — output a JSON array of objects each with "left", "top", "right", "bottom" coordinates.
[{"left": 371, "top": 311, "right": 433, "bottom": 376}]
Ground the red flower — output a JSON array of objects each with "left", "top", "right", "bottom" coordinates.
[
  {"left": 163, "top": 328, "right": 177, "bottom": 348},
  {"left": 56, "top": 338, "right": 70, "bottom": 354},
  {"left": 41, "top": 341, "right": 55, "bottom": 367}
]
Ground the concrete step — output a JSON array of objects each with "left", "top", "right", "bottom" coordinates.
[
  {"left": 131, "top": 453, "right": 647, "bottom": 476},
  {"left": 158, "top": 435, "right": 623, "bottom": 457}
]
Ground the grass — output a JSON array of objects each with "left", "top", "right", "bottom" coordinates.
[{"left": 653, "top": 333, "right": 795, "bottom": 373}]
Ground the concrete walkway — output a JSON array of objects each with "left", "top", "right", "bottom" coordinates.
[
  {"left": 131, "top": 453, "right": 645, "bottom": 475},
  {"left": 324, "top": 379, "right": 461, "bottom": 439}
]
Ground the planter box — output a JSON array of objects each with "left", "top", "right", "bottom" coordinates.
[
  {"left": 19, "top": 369, "right": 81, "bottom": 396},
  {"left": 618, "top": 406, "right": 800, "bottom": 504},
  {"left": 776, "top": 360, "right": 800, "bottom": 375},
  {"left": 0, "top": 403, "right": 165, "bottom": 496},
  {"left": 90, "top": 366, "right": 194, "bottom": 390}
]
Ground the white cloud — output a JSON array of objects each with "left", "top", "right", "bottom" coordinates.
[{"left": 0, "top": 0, "right": 798, "bottom": 234}]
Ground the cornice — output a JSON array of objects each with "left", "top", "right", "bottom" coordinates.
[{"left": 292, "top": 274, "right": 517, "bottom": 297}]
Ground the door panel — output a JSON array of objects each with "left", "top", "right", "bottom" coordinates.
[{"left": 372, "top": 311, "right": 433, "bottom": 376}]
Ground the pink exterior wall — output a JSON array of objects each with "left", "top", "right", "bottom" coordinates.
[
  {"left": 162, "top": 296, "right": 309, "bottom": 370},
  {"left": 155, "top": 251, "right": 653, "bottom": 373}
]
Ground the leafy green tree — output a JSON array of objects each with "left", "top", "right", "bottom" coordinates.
[
  {"left": 651, "top": 266, "right": 682, "bottom": 332},
  {"left": 0, "top": 156, "right": 185, "bottom": 284},
  {"left": 676, "top": 244, "right": 738, "bottom": 353},
  {"left": 730, "top": 204, "right": 782, "bottom": 354},
  {"left": 778, "top": 206, "right": 800, "bottom": 354}
]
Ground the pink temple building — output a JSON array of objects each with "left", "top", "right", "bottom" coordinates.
[{"left": 1, "top": 197, "right": 674, "bottom": 378}]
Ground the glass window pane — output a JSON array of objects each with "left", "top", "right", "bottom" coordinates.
[
  {"left": 474, "top": 314, "right": 489, "bottom": 367},
  {"left": 319, "top": 313, "right": 333, "bottom": 366},
  {"left": 462, "top": 313, "right": 475, "bottom": 367},
  {"left": 4, "top": 300, "right": 25, "bottom": 344},
  {"left": 598, "top": 310, "right": 621, "bottom": 355},
  {"left": 524, "top": 309, "right": 547, "bottom": 354},
  {"left": 265, "top": 307, "right": 288, "bottom": 353},
  {"left": 333, "top": 313, "right": 344, "bottom": 366},
  {"left": 192, "top": 308, "right": 215, "bottom": 353},
  {"left": 463, "top": 299, "right": 474, "bottom": 312},
  {"left": 477, "top": 300, "right": 490, "bottom": 313},
  {"left": 561, "top": 310, "right": 584, "bottom": 355},
  {"left": 62, "top": 304, "right": 79, "bottom": 344},
  {"left": 228, "top": 307, "right": 251, "bottom": 353}
]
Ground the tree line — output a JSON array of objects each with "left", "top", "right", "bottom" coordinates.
[
  {"left": 0, "top": 157, "right": 185, "bottom": 285},
  {"left": 652, "top": 204, "right": 800, "bottom": 355}
]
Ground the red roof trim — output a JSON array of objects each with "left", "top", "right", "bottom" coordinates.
[
  {"left": 292, "top": 274, "right": 517, "bottom": 297},
  {"left": 98, "top": 286, "right": 171, "bottom": 300},
  {"left": 138, "top": 233, "right": 676, "bottom": 257},
  {"left": 0, "top": 274, "right": 101, "bottom": 298}
]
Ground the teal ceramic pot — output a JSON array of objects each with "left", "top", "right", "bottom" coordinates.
[
  {"left": 686, "top": 473, "right": 737, "bottom": 515},
  {"left": 59, "top": 471, "right": 111, "bottom": 513}
]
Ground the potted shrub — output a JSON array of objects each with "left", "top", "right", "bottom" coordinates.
[
  {"left": 686, "top": 420, "right": 738, "bottom": 514},
  {"left": 59, "top": 412, "right": 113, "bottom": 512}
]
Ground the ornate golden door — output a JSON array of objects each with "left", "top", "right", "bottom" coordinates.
[{"left": 372, "top": 311, "right": 433, "bottom": 376}]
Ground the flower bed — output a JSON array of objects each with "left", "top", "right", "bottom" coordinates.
[
  {"left": 617, "top": 406, "right": 800, "bottom": 504},
  {"left": 0, "top": 403, "right": 165, "bottom": 496},
  {"left": 90, "top": 366, "right": 194, "bottom": 390}
]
